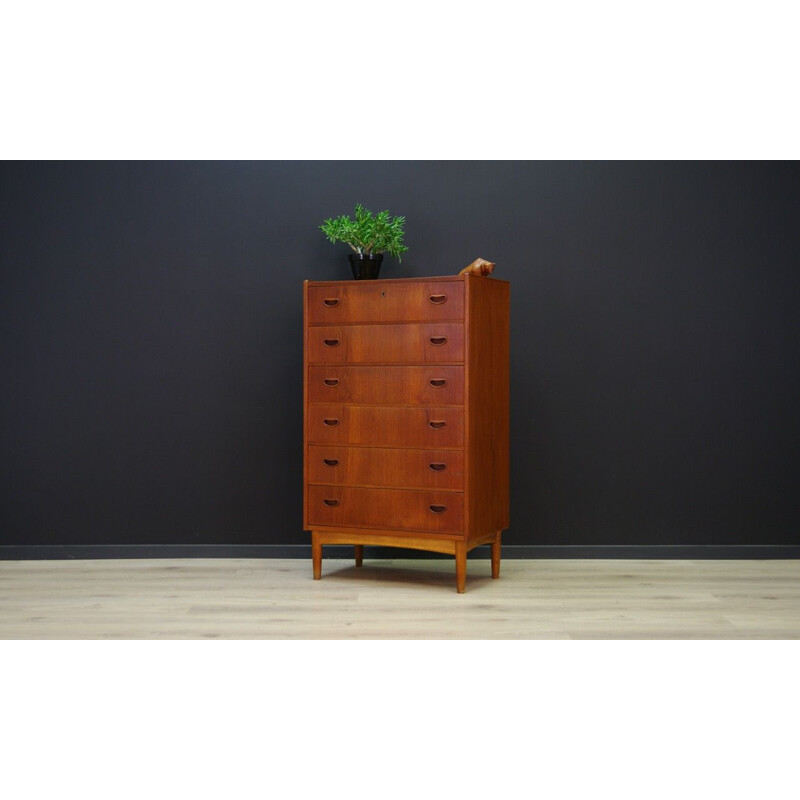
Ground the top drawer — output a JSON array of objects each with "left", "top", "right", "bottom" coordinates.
[{"left": 307, "top": 280, "right": 464, "bottom": 325}]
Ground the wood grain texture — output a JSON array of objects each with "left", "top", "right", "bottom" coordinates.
[
  {"left": 311, "top": 531, "right": 459, "bottom": 553},
  {"left": 307, "top": 279, "right": 464, "bottom": 325},
  {"left": 307, "top": 323, "right": 464, "bottom": 365},
  {"left": 2, "top": 558, "right": 798, "bottom": 638},
  {"left": 307, "top": 445, "right": 465, "bottom": 491},
  {"left": 307, "top": 526, "right": 462, "bottom": 541},
  {"left": 307, "top": 486, "right": 465, "bottom": 533},
  {"left": 307, "top": 365, "right": 464, "bottom": 405},
  {"left": 465, "top": 274, "right": 510, "bottom": 543},
  {"left": 307, "top": 404, "right": 465, "bottom": 449},
  {"left": 303, "top": 281, "right": 309, "bottom": 530}
]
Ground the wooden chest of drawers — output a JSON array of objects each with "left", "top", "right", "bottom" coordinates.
[{"left": 303, "top": 274, "right": 509, "bottom": 592}]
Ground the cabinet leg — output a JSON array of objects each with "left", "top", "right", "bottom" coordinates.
[
  {"left": 491, "top": 532, "right": 502, "bottom": 579},
  {"left": 354, "top": 544, "right": 363, "bottom": 568},
  {"left": 312, "top": 532, "right": 322, "bottom": 580},
  {"left": 455, "top": 542, "right": 467, "bottom": 593}
]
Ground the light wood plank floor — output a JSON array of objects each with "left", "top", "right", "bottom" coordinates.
[{"left": 1, "top": 557, "right": 798, "bottom": 639}]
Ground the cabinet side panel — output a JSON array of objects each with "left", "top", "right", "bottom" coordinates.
[
  {"left": 303, "top": 280, "right": 309, "bottom": 531},
  {"left": 466, "top": 276, "right": 510, "bottom": 543}
]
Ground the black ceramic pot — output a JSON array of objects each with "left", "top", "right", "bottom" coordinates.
[{"left": 349, "top": 253, "right": 383, "bottom": 280}]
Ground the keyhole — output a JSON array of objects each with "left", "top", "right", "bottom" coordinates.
[{"left": 381, "top": 292, "right": 385, "bottom": 298}]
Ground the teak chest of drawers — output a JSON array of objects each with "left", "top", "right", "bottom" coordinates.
[{"left": 303, "top": 274, "right": 509, "bottom": 593}]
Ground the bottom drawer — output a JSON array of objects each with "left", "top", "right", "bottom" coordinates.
[{"left": 307, "top": 485, "right": 464, "bottom": 533}]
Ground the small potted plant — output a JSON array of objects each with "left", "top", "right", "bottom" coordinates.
[{"left": 320, "top": 204, "right": 408, "bottom": 279}]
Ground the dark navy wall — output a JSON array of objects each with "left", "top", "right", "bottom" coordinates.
[{"left": 2, "top": 161, "right": 798, "bottom": 548}]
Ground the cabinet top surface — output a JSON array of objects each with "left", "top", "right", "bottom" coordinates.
[{"left": 304, "top": 275, "right": 509, "bottom": 287}]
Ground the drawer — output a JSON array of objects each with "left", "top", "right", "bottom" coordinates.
[
  {"left": 307, "top": 485, "right": 464, "bottom": 533},
  {"left": 307, "top": 323, "right": 464, "bottom": 364},
  {"left": 307, "top": 280, "right": 463, "bottom": 325},
  {"left": 307, "top": 365, "right": 464, "bottom": 405},
  {"left": 307, "top": 405, "right": 464, "bottom": 449},
  {"left": 307, "top": 445, "right": 465, "bottom": 490}
]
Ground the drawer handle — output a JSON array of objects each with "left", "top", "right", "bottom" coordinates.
[
  {"left": 323, "top": 498, "right": 339, "bottom": 507},
  {"left": 429, "top": 336, "right": 447, "bottom": 346},
  {"left": 323, "top": 418, "right": 340, "bottom": 427},
  {"left": 429, "top": 463, "right": 447, "bottom": 472},
  {"left": 429, "top": 294, "right": 447, "bottom": 305},
  {"left": 429, "top": 504, "right": 447, "bottom": 513},
  {"left": 429, "top": 420, "right": 446, "bottom": 430},
  {"left": 429, "top": 378, "right": 447, "bottom": 387},
  {"left": 323, "top": 458, "right": 340, "bottom": 467},
  {"left": 323, "top": 338, "right": 340, "bottom": 347},
  {"left": 323, "top": 298, "right": 340, "bottom": 307},
  {"left": 323, "top": 378, "right": 339, "bottom": 387}
]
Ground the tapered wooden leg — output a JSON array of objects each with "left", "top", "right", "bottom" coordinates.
[
  {"left": 491, "top": 532, "right": 502, "bottom": 579},
  {"left": 455, "top": 542, "right": 467, "bottom": 593},
  {"left": 312, "top": 531, "right": 322, "bottom": 580},
  {"left": 354, "top": 544, "right": 363, "bottom": 568}
]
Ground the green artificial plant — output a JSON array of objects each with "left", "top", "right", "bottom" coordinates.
[{"left": 320, "top": 204, "right": 409, "bottom": 261}]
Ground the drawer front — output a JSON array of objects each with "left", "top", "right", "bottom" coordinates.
[
  {"left": 307, "top": 445, "right": 465, "bottom": 490},
  {"left": 307, "top": 366, "right": 464, "bottom": 405},
  {"left": 308, "top": 324, "right": 464, "bottom": 364},
  {"left": 307, "top": 281, "right": 464, "bottom": 325},
  {"left": 307, "top": 405, "right": 464, "bottom": 448},
  {"left": 307, "top": 485, "right": 464, "bottom": 533}
]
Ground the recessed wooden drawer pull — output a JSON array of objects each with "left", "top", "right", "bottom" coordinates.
[
  {"left": 429, "top": 378, "right": 447, "bottom": 387},
  {"left": 428, "top": 420, "right": 446, "bottom": 429},
  {"left": 323, "top": 458, "right": 340, "bottom": 467},
  {"left": 322, "top": 298, "right": 340, "bottom": 307},
  {"left": 429, "top": 463, "right": 447, "bottom": 472},
  {"left": 323, "top": 498, "right": 339, "bottom": 507},
  {"left": 323, "top": 418, "right": 340, "bottom": 427},
  {"left": 323, "top": 338, "right": 340, "bottom": 347},
  {"left": 429, "top": 336, "right": 447, "bottom": 346},
  {"left": 429, "top": 294, "right": 447, "bottom": 305},
  {"left": 429, "top": 504, "right": 447, "bottom": 513},
  {"left": 323, "top": 378, "right": 339, "bottom": 387}
]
